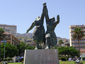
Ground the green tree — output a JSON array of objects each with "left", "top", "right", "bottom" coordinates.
[
  {"left": 69, "top": 46, "right": 79, "bottom": 57},
  {"left": 27, "top": 44, "right": 35, "bottom": 49},
  {"left": 17, "top": 41, "right": 35, "bottom": 56},
  {"left": 0, "top": 28, "right": 6, "bottom": 62},
  {"left": 53, "top": 46, "right": 79, "bottom": 60},
  {"left": 59, "top": 39, "right": 64, "bottom": 46},
  {"left": 1, "top": 43, "right": 18, "bottom": 59},
  {"left": 72, "top": 27, "right": 84, "bottom": 59}
]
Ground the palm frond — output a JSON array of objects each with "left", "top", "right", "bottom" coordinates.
[{"left": 73, "top": 27, "right": 84, "bottom": 40}]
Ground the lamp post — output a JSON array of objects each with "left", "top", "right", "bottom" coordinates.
[
  {"left": 4, "top": 40, "right": 6, "bottom": 59},
  {"left": 4, "top": 40, "right": 6, "bottom": 64}
]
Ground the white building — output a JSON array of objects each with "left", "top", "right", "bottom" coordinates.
[{"left": 69, "top": 25, "right": 85, "bottom": 49}]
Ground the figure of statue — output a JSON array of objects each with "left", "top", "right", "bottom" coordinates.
[
  {"left": 43, "top": 3, "right": 60, "bottom": 49},
  {"left": 26, "top": 7, "right": 45, "bottom": 49},
  {"left": 26, "top": 3, "right": 60, "bottom": 49}
]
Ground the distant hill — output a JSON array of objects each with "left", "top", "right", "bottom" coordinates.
[
  {"left": 15, "top": 33, "right": 69, "bottom": 41},
  {"left": 15, "top": 33, "right": 33, "bottom": 38}
]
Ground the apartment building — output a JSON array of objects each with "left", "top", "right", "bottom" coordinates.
[
  {"left": 69, "top": 25, "right": 85, "bottom": 50},
  {"left": 1, "top": 32, "right": 20, "bottom": 46},
  {"left": 0, "top": 24, "right": 16, "bottom": 36}
]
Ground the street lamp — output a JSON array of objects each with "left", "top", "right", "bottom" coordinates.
[{"left": 4, "top": 40, "right": 6, "bottom": 59}]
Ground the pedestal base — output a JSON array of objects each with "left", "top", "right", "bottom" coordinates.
[{"left": 24, "top": 49, "right": 59, "bottom": 64}]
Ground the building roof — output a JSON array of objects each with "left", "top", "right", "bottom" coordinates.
[
  {"left": 4, "top": 32, "right": 11, "bottom": 35},
  {"left": 0, "top": 24, "right": 16, "bottom": 27},
  {"left": 69, "top": 25, "right": 85, "bottom": 28}
]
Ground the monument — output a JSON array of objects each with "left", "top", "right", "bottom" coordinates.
[{"left": 24, "top": 3, "right": 60, "bottom": 64}]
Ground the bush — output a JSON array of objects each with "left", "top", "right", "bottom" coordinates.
[
  {"left": 59, "top": 57, "right": 67, "bottom": 61},
  {"left": 82, "top": 57, "right": 85, "bottom": 61},
  {"left": 7, "top": 58, "right": 12, "bottom": 61},
  {"left": 3, "top": 58, "right": 8, "bottom": 61},
  {"left": 3, "top": 58, "right": 12, "bottom": 62}
]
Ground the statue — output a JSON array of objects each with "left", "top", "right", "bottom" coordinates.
[
  {"left": 43, "top": 3, "right": 60, "bottom": 49},
  {"left": 26, "top": 7, "right": 45, "bottom": 49},
  {"left": 26, "top": 3, "right": 60, "bottom": 49}
]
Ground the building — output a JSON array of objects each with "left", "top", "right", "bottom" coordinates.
[
  {"left": 0, "top": 24, "right": 16, "bottom": 36},
  {"left": 17, "top": 37, "right": 36, "bottom": 46},
  {"left": 1, "top": 32, "right": 20, "bottom": 46},
  {"left": 69, "top": 25, "right": 85, "bottom": 50},
  {"left": 26, "top": 39, "right": 36, "bottom": 46}
]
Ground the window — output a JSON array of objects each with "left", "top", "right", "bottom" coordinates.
[
  {"left": 7, "top": 35, "right": 10, "bottom": 37},
  {"left": 71, "top": 35, "right": 73, "bottom": 38},
  {"left": 83, "top": 28, "right": 85, "bottom": 29},
  {"left": 75, "top": 47, "right": 79, "bottom": 49},
  {"left": 84, "top": 43, "right": 85, "bottom": 45},
  {"left": 27, "top": 40, "right": 31, "bottom": 42},
  {"left": 80, "top": 43, "right": 83, "bottom": 46},
  {"left": 71, "top": 32, "right": 73, "bottom": 33},
  {"left": 72, "top": 39, "right": 74, "bottom": 41},
  {"left": 80, "top": 47, "right": 83, "bottom": 49},
  {"left": 71, "top": 28, "right": 74, "bottom": 30},
  {"left": 72, "top": 43, "right": 75, "bottom": 46},
  {"left": 76, "top": 43, "right": 78, "bottom": 46},
  {"left": 81, "top": 39, "right": 84, "bottom": 42},
  {"left": 75, "top": 39, "right": 78, "bottom": 42}
]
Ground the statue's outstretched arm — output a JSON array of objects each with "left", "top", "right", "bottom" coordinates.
[
  {"left": 40, "top": 3, "right": 46, "bottom": 22},
  {"left": 43, "top": 3, "right": 49, "bottom": 23},
  {"left": 53, "top": 15, "right": 60, "bottom": 27},
  {"left": 41, "top": 12, "right": 44, "bottom": 22},
  {"left": 26, "top": 22, "right": 35, "bottom": 33}
]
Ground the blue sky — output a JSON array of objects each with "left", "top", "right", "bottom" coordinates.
[{"left": 0, "top": 0, "right": 85, "bottom": 39}]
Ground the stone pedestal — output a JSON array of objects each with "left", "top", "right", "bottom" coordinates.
[{"left": 24, "top": 49, "right": 59, "bottom": 64}]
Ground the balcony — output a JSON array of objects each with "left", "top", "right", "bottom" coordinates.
[{"left": 5, "top": 37, "right": 11, "bottom": 40}]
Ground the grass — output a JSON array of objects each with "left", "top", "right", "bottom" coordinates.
[
  {"left": 8, "top": 61, "right": 85, "bottom": 64},
  {"left": 60, "top": 61, "right": 85, "bottom": 64},
  {"left": 59, "top": 61, "right": 75, "bottom": 64},
  {"left": 8, "top": 62, "right": 22, "bottom": 64}
]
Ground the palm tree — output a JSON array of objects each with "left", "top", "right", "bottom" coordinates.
[
  {"left": 72, "top": 27, "right": 84, "bottom": 60},
  {"left": 0, "top": 28, "right": 6, "bottom": 62}
]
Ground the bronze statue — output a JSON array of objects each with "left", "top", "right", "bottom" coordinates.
[
  {"left": 43, "top": 3, "right": 60, "bottom": 49},
  {"left": 26, "top": 7, "right": 45, "bottom": 49},
  {"left": 26, "top": 3, "right": 60, "bottom": 49}
]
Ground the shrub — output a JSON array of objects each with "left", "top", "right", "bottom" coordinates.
[
  {"left": 7, "top": 58, "right": 12, "bottom": 61},
  {"left": 59, "top": 57, "right": 67, "bottom": 61},
  {"left": 82, "top": 57, "right": 85, "bottom": 61},
  {"left": 3, "top": 58, "right": 8, "bottom": 61}
]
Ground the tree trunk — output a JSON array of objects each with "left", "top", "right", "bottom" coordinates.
[
  {"left": 0, "top": 40, "right": 1, "bottom": 62},
  {"left": 78, "top": 39, "right": 80, "bottom": 60}
]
